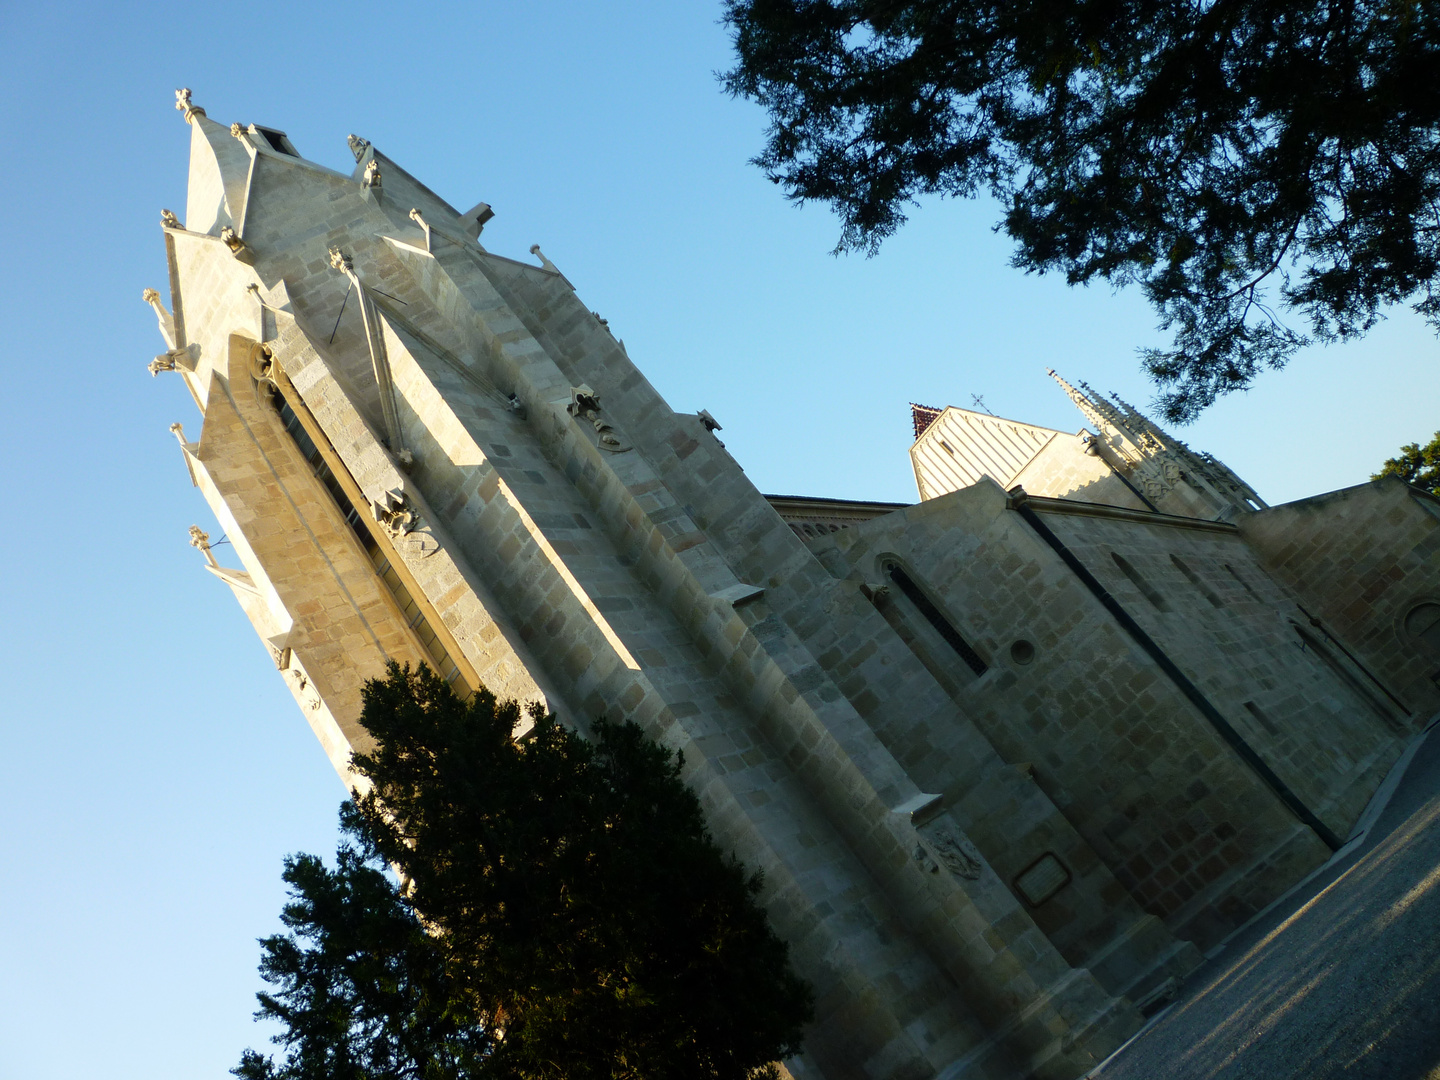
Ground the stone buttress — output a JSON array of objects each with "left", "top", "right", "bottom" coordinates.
[{"left": 146, "top": 93, "right": 1439, "bottom": 1080}]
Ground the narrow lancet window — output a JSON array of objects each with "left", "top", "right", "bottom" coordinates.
[
  {"left": 1170, "top": 554, "right": 1224, "bottom": 609},
  {"left": 883, "top": 561, "right": 989, "bottom": 677},
  {"left": 1112, "top": 553, "right": 1170, "bottom": 612},
  {"left": 1223, "top": 563, "right": 1263, "bottom": 602},
  {"left": 272, "top": 395, "right": 468, "bottom": 696}
]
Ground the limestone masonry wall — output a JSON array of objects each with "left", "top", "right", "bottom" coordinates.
[{"left": 149, "top": 97, "right": 1440, "bottom": 1080}]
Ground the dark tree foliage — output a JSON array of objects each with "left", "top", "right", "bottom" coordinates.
[
  {"left": 721, "top": 0, "right": 1440, "bottom": 420},
  {"left": 237, "top": 663, "right": 812, "bottom": 1080},
  {"left": 233, "top": 807, "right": 492, "bottom": 1080},
  {"left": 1375, "top": 430, "right": 1440, "bottom": 494}
]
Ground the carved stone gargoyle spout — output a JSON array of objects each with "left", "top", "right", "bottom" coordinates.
[
  {"left": 372, "top": 488, "right": 418, "bottom": 538},
  {"left": 567, "top": 384, "right": 630, "bottom": 453}
]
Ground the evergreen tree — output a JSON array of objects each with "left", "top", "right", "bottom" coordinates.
[
  {"left": 237, "top": 663, "right": 812, "bottom": 1080},
  {"left": 721, "top": 0, "right": 1440, "bottom": 421},
  {"left": 1376, "top": 431, "right": 1440, "bottom": 495},
  {"left": 232, "top": 807, "right": 492, "bottom": 1080}
]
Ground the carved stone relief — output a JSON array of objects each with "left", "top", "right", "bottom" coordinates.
[{"left": 915, "top": 817, "right": 984, "bottom": 880}]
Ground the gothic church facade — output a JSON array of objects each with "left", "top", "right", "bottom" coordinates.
[{"left": 148, "top": 93, "right": 1440, "bottom": 1080}]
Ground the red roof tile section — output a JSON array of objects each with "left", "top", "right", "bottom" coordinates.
[{"left": 910, "top": 402, "right": 944, "bottom": 440}]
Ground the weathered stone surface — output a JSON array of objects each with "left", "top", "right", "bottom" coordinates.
[{"left": 147, "top": 95, "right": 1440, "bottom": 1080}]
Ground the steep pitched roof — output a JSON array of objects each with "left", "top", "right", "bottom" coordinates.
[{"left": 910, "top": 407, "right": 1066, "bottom": 500}]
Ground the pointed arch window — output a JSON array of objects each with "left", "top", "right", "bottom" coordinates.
[
  {"left": 882, "top": 561, "right": 989, "bottom": 677},
  {"left": 273, "top": 395, "right": 469, "bottom": 697}
]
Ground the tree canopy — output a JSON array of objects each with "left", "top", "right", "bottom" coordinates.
[
  {"left": 236, "top": 664, "right": 812, "bottom": 1080},
  {"left": 721, "top": 0, "right": 1440, "bottom": 421},
  {"left": 1376, "top": 430, "right": 1440, "bottom": 494}
]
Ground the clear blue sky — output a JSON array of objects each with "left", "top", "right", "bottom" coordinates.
[{"left": 1, "top": 3, "right": 1436, "bottom": 1078}]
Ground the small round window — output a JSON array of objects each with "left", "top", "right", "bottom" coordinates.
[
  {"left": 1010, "top": 640, "right": 1036, "bottom": 665},
  {"left": 1404, "top": 602, "right": 1440, "bottom": 651}
]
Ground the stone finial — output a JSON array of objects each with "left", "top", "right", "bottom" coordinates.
[
  {"left": 328, "top": 247, "right": 353, "bottom": 273},
  {"left": 175, "top": 88, "right": 205, "bottom": 123},
  {"left": 142, "top": 287, "right": 179, "bottom": 351},
  {"left": 346, "top": 134, "right": 371, "bottom": 162},
  {"left": 362, "top": 159, "right": 381, "bottom": 189},
  {"left": 160, "top": 209, "right": 181, "bottom": 230},
  {"left": 408, "top": 207, "right": 432, "bottom": 250},
  {"left": 188, "top": 525, "right": 219, "bottom": 567},
  {"left": 529, "top": 244, "right": 560, "bottom": 274}
]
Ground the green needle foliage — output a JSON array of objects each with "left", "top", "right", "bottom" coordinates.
[
  {"left": 1376, "top": 431, "right": 1440, "bottom": 495},
  {"left": 233, "top": 813, "right": 492, "bottom": 1080},
  {"left": 236, "top": 663, "right": 812, "bottom": 1080},
  {"left": 721, "top": 0, "right": 1440, "bottom": 421}
]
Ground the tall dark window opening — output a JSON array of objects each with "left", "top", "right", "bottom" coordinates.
[
  {"left": 883, "top": 561, "right": 988, "bottom": 677},
  {"left": 273, "top": 395, "right": 468, "bottom": 697}
]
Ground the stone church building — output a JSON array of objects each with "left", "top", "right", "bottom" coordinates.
[{"left": 147, "top": 93, "right": 1440, "bottom": 1080}]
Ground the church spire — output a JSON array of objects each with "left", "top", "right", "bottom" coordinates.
[{"left": 1046, "top": 369, "right": 1110, "bottom": 433}]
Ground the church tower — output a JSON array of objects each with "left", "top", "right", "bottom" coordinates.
[
  {"left": 148, "top": 92, "right": 1435, "bottom": 1080},
  {"left": 907, "top": 374, "right": 1266, "bottom": 520},
  {"left": 1044, "top": 371, "right": 1266, "bottom": 518}
]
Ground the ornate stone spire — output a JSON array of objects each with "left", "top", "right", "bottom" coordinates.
[
  {"left": 1046, "top": 369, "right": 1109, "bottom": 433},
  {"left": 1076, "top": 380, "right": 1134, "bottom": 433}
]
